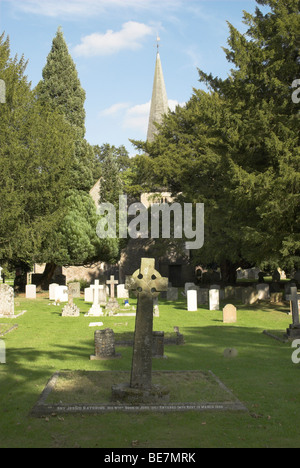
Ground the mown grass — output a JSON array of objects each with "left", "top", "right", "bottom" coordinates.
[{"left": 0, "top": 290, "right": 299, "bottom": 448}]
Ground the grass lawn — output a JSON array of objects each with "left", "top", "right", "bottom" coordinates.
[{"left": 0, "top": 291, "right": 299, "bottom": 448}]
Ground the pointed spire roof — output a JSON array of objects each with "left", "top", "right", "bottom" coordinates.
[{"left": 147, "top": 49, "right": 169, "bottom": 143}]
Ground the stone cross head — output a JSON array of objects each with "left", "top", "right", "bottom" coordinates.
[{"left": 125, "top": 258, "right": 168, "bottom": 298}]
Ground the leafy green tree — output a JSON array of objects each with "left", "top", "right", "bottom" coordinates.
[
  {"left": 132, "top": 0, "right": 300, "bottom": 280},
  {"left": 0, "top": 33, "right": 75, "bottom": 271},
  {"left": 198, "top": 0, "right": 300, "bottom": 272}
]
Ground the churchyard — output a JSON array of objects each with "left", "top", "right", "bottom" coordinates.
[{"left": 0, "top": 271, "right": 300, "bottom": 448}]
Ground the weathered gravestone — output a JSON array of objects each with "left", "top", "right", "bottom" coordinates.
[
  {"left": 152, "top": 331, "right": 166, "bottom": 358},
  {"left": 111, "top": 258, "right": 169, "bottom": 403},
  {"left": 167, "top": 287, "right": 178, "bottom": 301},
  {"left": 68, "top": 282, "right": 80, "bottom": 298},
  {"left": 106, "top": 275, "right": 119, "bottom": 311},
  {"left": 242, "top": 287, "right": 258, "bottom": 305},
  {"left": 61, "top": 296, "right": 80, "bottom": 317},
  {"left": 184, "top": 283, "right": 195, "bottom": 295},
  {"left": 223, "top": 304, "right": 237, "bottom": 324},
  {"left": 0, "top": 284, "right": 14, "bottom": 317},
  {"left": 26, "top": 284, "right": 36, "bottom": 299},
  {"left": 0, "top": 267, "right": 3, "bottom": 282},
  {"left": 90, "top": 328, "right": 121, "bottom": 360},
  {"left": 198, "top": 288, "right": 209, "bottom": 305},
  {"left": 286, "top": 287, "right": 300, "bottom": 338}
]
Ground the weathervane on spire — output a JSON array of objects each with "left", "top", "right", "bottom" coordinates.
[{"left": 156, "top": 35, "right": 160, "bottom": 52}]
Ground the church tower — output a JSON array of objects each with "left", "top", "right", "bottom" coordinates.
[{"left": 146, "top": 38, "right": 169, "bottom": 143}]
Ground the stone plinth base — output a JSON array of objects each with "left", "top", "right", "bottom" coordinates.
[
  {"left": 286, "top": 324, "right": 300, "bottom": 338},
  {"left": 111, "top": 382, "right": 170, "bottom": 404}
]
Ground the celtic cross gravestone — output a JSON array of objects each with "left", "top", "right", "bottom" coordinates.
[{"left": 111, "top": 258, "right": 169, "bottom": 403}]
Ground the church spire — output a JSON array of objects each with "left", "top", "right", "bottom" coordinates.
[{"left": 146, "top": 40, "right": 169, "bottom": 143}]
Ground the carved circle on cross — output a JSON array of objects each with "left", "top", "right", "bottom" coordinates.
[{"left": 126, "top": 259, "right": 168, "bottom": 298}]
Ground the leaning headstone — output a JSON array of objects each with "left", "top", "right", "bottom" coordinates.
[
  {"left": 61, "top": 296, "right": 80, "bottom": 317},
  {"left": 49, "top": 283, "right": 59, "bottom": 301},
  {"left": 26, "top": 284, "right": 36, "bottom": 299},
  {"left": 286, "top": 287, "right": 300, "bottom": 338},
  {"left": 0, "top": 284, "right": 14, "bottom": 317},
  {"left": 117, "top": 284, "right": 129, "bottom": 299},
  {"left": 256, "top": 283, "right": 270, "bottom": 301},
  {"left": 68, "top": 282, "right": 80, "bottom": 298},
  {"left": 0, "top": 339, "right": 5, "bottom": 363},
  {"left": 111, "top": 258, "right": 169, "bottom": 403},
  {"left": 90, "top": 328, "right": 121, "bottom": 360},
  {"left": 223, "top": 304, "right": 237, "bottom": 324},
  {"left": 54, "top": 285, "right": 68, "bottom": 303},
  {"left": 187, "top": 290, "right": 197, "bottom": 311},
  {"left": 209, "top": 289, "right": 219, "bottom": 311}
]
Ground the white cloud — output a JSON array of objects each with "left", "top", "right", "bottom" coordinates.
[
  {"left": 99, "top": 99, "right": 185, "bottom": 135},
  {"left": 100, "top": 102, "right": 131, "bottom": 117},
  {"left": 123, "top": 101, "right": 151, "bottom": 132},
  {"left": 73, "top": 22, "right": 154, "bottom": 57}
]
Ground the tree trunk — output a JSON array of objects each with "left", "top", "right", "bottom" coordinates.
[
  {"left": 220, "top": 260, "right": 237, "bottom": 285},
  {"left": 35, "top": 263, "right": 57, "bottom": 291}
]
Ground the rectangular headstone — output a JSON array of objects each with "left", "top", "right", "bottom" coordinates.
[
  {"left": 54, "top": 285, "right": 68, "bottom": 303},
  {"left": 84, "top": 287, "right": 94, "bottom": 302},
  {"left": 198, "top": 288, "right": 209, "bottom": 305},
  {"left": 187, "top": 290, "right": 197, "bottom": 311},
  {"left": 117, "top": 284, "right": 129, "bottom": 299},
  {"left": 26, "top": 284, "right": 36, "bottom": 299},
  {"left": 209, "top": 289, "right": 219, "bottom": 311},
  {"left": 49, "top": 283, "right": 59, "bottom": 301}
]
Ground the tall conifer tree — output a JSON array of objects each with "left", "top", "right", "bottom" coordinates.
[{"left": 37, "top": 27, "right": 95, "bottom": 191}]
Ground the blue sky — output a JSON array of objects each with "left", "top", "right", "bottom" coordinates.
[{"left": 0, "top": 0, "right": 264, "bottom": 155}]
